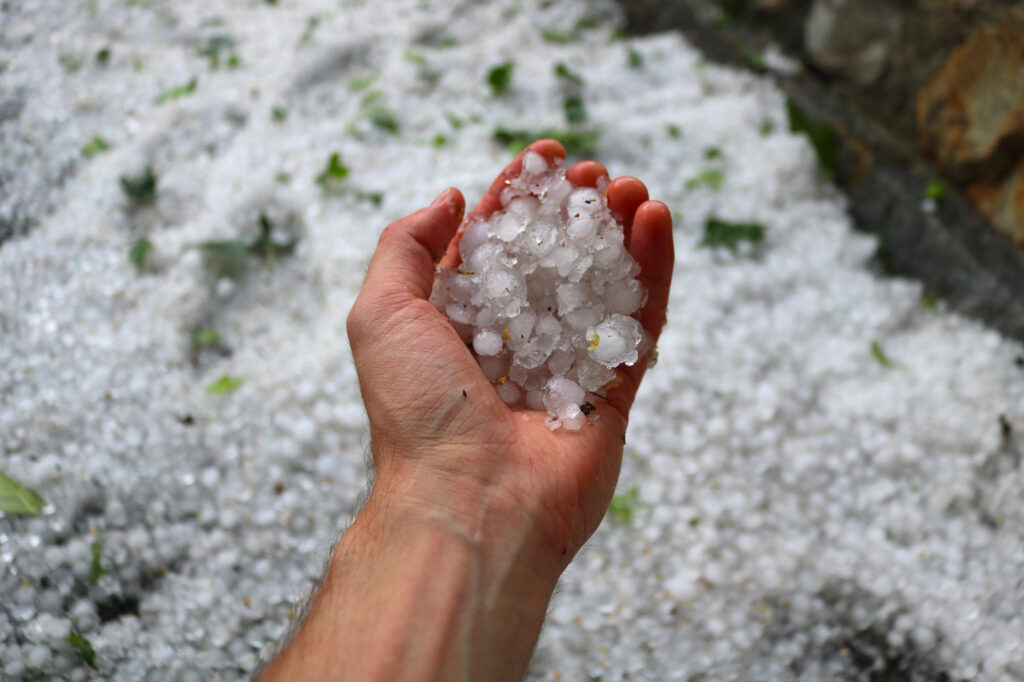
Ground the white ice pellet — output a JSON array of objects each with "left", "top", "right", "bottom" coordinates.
[
  {"left": 431, "top": 159, "right": 648, "bottom": 429},
  {"left": 473, "top": 329, "right": 503, "bottom": 356}
]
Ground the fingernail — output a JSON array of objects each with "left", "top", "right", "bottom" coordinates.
[{"left": 432, "top": 187, "right": 454, "bottom": 208}]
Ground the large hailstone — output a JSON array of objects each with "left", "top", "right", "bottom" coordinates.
[{"left": 430, "top": 152, "right": 649, "bottom": 430}]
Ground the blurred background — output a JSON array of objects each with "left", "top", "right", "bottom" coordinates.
[{"left": 1, "top": 1, "right": 1023, "bottom": 680}]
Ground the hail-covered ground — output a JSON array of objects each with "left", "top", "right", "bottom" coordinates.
[{"left": 1, "top": 0, "right": 1022, "bottom": 679}]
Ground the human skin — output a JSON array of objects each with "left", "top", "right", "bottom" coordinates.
[{"left": 259, "top": 140, "right": 674, "bottom": 682}]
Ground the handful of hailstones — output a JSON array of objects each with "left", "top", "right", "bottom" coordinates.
[{"left": 430, "top": 151, "right": 651, "bottom": 431}]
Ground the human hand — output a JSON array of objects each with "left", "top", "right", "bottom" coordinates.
[
  {"left": 262, "top": 140, "right": 673, "bottom": 682},
  {"left": 346, "top": 139, "right": 674, "bottom": 568}
]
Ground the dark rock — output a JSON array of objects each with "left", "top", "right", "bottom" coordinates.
[{"left": 804, "top": 0, "right": 902, "bottom": 86}]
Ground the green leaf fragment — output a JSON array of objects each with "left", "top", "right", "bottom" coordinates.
[
  {"left": 627, "top": 48, "right": 643, "bottom": 69},
  {"left": 921, "top": 293, "right": 938, "bottom": 310},
  {"left": 438, "top": 37, "right": 458, "bottom": 48},
  {"left": 687, "top": 168, "right": 725, "bottom": 191},
  {"left": 924, "top": 179, "right": 946, "bottom": 202},
  {"left": 487, "top": 61, "right": 514, "bottom": 95},
  {"left": 403, "top": 49, "right": 426, "bottom": 65},
  {"left": 700, "top": 218, "right": 765, "bottom": 250},
  {"left": 197, "top": 34, "right": 235, "bottom": 68},
  {"left": 445, "top": 112, "right": 464, "bottom": 129},
  {"left": 193, "top": 327, "right": 221, "bottom": 347},
  {"left": 248, "top": 213, "right": 297, "bottom": 261},
  {"left": 608, "top": 487, "right": 640, "bottom": 524},
  {"left": 367, "top": 105, "right": 400, "bottom": 134},
  {"left": 120, "top": 166, "right": 157, "bottom": 204},
  {"left": 90, "top": 539, "right": 107, "bottom": 583},
  {"left": 129, "top": 237, "right": 152, "bottom": 271},
  {"left": 81, "top": 135, "right": 110, "bottom": 158},
  {"left": 66, "top": 632, "right": 96, "bottom": 667},
  {"left": 271, "top": 106, "right": 287, "bottom": 123},
  {"left": 563, "top": 96, "right": 586, "bottom": 125},
  {"left": 0, "top": 470, "right": 45, "bottom": 515},
  {"left": 155, "top": 77, "right": 197, "bottom": 104},
  {"left": 315, "top": 152, "right": 349, "bottom": 186},
  {"left": 198, "top": 240, "right": 249, "bottom": 258},
  {"left": 759, "top": 119, "right": 775, "bottom": 136},
  {"left": 666, "top": 124, "right": 681, "bottom": 138},
  {"left": 348, "top": 75, "right": 377, "bottom": 91},
  {"left": 554, "top": 62, "right": 582, "bottom": 85},
  {"left": 541, "top": 28, "right": 570, "bottom": 44},
  {"left": 356, "top": 191, "right": 384, "bottom": 207},
  {"left": 207, "top": 375, "right": 243, "bottom": 394},
  {"left": 704, "top": 147, "right": 723, "bottom": 160},
  {"left": 787, "top": 98, "right": 838, "bottom": 178},
  {"left": 871, "top": 341, "right": 893, "bottom": 368},
  {"left": 432, "top": 133, "right": 448, "bottom": 147},
  {"left": 492, "top": 128, "right": 599, "bottom": 158}
]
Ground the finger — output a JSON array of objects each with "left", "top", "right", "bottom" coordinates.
[
  {"left": 604, "top": 200, "right": 674, "bottom": 419},
  {"left": 629, "top": 200, "right": 674, "bottom": 341},
  {"left": 566, "top": 160, "right": 609, "bottom": 188},
  {"left": 605, "top": 176, "right": 649, "bottom": 247},
  {"left": 362, "top": 188, "right": 465, "bottom": 301},
  {"left": 440, "top": 139, "right": 566, "bottom": 269}
]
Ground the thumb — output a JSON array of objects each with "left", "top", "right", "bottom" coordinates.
[{"left": 362, "top": 188, "right": 465, "bottom": 300}]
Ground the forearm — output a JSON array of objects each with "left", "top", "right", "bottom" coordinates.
[{"left": 260, "top": 461, "right": 563, "bottom": 682}]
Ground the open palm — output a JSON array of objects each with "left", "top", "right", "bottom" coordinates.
[{"left": 346, "top": 139, "right": 674, "bottom": 564}]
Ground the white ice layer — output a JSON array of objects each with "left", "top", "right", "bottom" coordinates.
[{"left": 430, "top": 152, "right": 648, "bottom": 430}]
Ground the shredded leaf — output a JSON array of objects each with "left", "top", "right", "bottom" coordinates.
[
  {"left": 541, "top": 28, "right": 570, "bottom": 43},
  {"left": 871, "top": 341, "right": 893, "bottom": 368},
  {"left": 356, "top": 191, "right": 384, "bottom": 207},
  {"left": 91, "top": 539, "right": 107, "bottom": 583},
  {"left": 207, "top": 375, "right": 243, "bottom": 394},
  {"left": 445, "top": 112, "right": 464, "bottom": 129},
  {"left": 493, "top": 127, "right": 599, "bottom": 158},
  {"left": 704, "top": 147, "right": 723, "bottom": 160},
  {"left": 67, "top": 632, "right": 96, "bottom": 667},
  {"left": 196, "top": 34, "right": 235, "bottom": 69},
  {"left": 432, "top": 133, "right": 448, "bottom": 147},
  {"left": 924, "top": 179, "right": 946, "bottom": 202},
  {"left": 120, "top": 166, "right": 157, "bottom": 204},
  {"left": 666, "top": 124, "right": 681, "bottom": 138},
  {"left": 686, "top": 168, "right": 725, "bottom": 191},
  {"left": 0, "top": 471, "right": 45, "bottom": 515},
  {"left": 608, "top": 487, "right": 640, "bottom": 524},
  {"left": 193, "top": 327, "right": 222, "bottom": 347},
  {"left": 627, "top": 48, "right": 643, "bottom": 69},
  {"left": 563, "top": 96, "right": 586, "bottom": 125},
  {"left": 367, "top": 105, "right": 400, "bottom": 134},
  {"left": 487, "top": 61, "right": 514, "bottom": 95},
  {"left": 129, "top": 237, "right": 152, "bottom": 271},
  {"left": 154, "top": 76, "right": 197, "bottom": 104},
  {"left": 81, "top": 135, "right": 110, "bottom": 158},
  {"left": 700, "top": 218, "right": 765, "bottom": 250},
  {"left": 554, "top": 62, "right": 582, "bottom": 85},
  {"left": 403, "top": 49, "right": 426, "bottom": 65},
  {"left": 348, "top": 75, "right": 376, "bottom": 91},
  {"left": 787, "top": 98, "right": 838, "bottom": 178},
  {"left": 315, "top": 152, "right": 349, "bottom": 186}
]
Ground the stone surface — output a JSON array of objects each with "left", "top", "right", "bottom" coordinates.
[
  {"left": 804, "top": 0, "right": 902, "bottom": 86},
  {"left": 971, "top": 159, "right": 1024, "bottom": 246},
  {"left": 916, "top": 23, "right": 1024, "bottom": 183}
]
